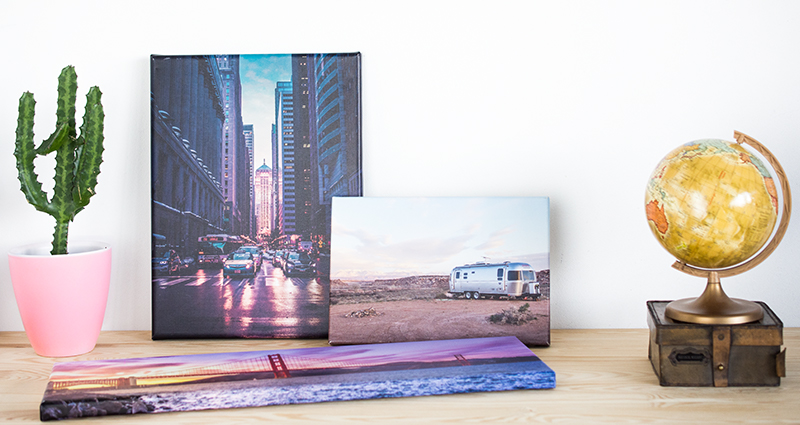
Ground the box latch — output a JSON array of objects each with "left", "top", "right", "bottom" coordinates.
[
  {"left": 712, "top": 326, "right": 731, "bottom": 387},
  {"left": 777, "top": 348, "right": 786, "bottom": 378}
]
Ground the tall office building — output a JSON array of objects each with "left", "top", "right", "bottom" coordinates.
[
  {"left": 150, "top": 55, "right": 227, "bottom": 256},
  {"left": 270, "top": 123, "right": 282, "bottom": 238},
  {"left": 290, "top": 55, "right": 316, "bottom": 238},
  {"left": 274, "top": 81, "right": 294, "bottom": 235},
  {"left": 254, "top": 161, "right": 273, "bottom": 240},
  {"left": 311, "top": 53, "right": 362, "bottom": 236},
  {"left": 243, "top": 124, "right": 255, "bottom": 238},
  {"left": 217, "top": 55, "right": 251, "bottom": 238}
]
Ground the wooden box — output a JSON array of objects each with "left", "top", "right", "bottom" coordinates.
[{"left": 647, "top": 300, "right": 785, "bottom": 387}]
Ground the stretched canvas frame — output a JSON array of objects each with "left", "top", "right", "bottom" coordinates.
[
  {"left": 329, "top": 197, "right": 551, "bottom": 346},
  {"left": 40, "top": 336, "right": 554, "bottom": 420},
  {"left": 151, "top": 53, "right": 362, "bottom": 339}
]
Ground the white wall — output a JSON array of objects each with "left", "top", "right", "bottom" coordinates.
[{"left": 1, "top": 0, "right": 799, "bottom": 331}]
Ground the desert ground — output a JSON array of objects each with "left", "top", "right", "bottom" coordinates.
[{"left": 329, "top": 275, "right": 550, "bottom": 346}]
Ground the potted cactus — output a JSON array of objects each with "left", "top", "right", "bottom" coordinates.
[{"left": 7, "top": 66, "right": 110, "bottom": 357}]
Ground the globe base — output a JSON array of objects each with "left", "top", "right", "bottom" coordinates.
[{"left": 665, "top": 272, "right": 764, "bottom": 325}]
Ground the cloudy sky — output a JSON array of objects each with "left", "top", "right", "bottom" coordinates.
[
  {"left": 239, "top": 54, "right": 291, "bottom": 169},
  {"left": 330, "top": 197, "right": 550, "bottom": 280}
]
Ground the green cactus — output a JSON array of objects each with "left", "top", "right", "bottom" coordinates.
[{"left": 14, "top": 66, "right": 105, "bottom": 255}]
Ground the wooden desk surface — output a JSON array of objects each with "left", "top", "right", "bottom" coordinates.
[{"left": 1, "top": 329, "right": 797, "bottom": 424}]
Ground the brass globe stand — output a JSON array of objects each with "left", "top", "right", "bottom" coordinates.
[{"left": 665, "top": 131, "right": 792, "bottom": 325}]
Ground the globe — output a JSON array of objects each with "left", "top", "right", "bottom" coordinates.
[{"left": 645, "top": 139, "right": 779, "bottom": 270}]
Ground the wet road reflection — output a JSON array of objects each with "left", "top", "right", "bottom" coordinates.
[{"left": 152, "top": 263, "right": 329, "bottom": 339}]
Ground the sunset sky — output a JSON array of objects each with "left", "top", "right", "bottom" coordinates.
[
  {"left": 49, "top": 337, "right": 534, "bottom": 382},
  {"left": 330, "top": 197, "right": 550, "bottom": 280}
]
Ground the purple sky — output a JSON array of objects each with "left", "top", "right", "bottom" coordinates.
[{"left": 50, "top": 337, "right": 534, "bottom": 380}]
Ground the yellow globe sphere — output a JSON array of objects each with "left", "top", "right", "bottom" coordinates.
[{"left": 645, "top": 139, "right": 778, "bottom": 269}]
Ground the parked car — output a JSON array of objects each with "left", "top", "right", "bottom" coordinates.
[
  {"left": 223, "top": 251, "right": 256, "bottom": 277},
  {"left": 283, "top": 251, "right": 315, "bottom": 277}
]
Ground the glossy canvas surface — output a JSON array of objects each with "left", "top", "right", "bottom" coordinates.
[
  {"left": 329, "top": 197, "right": 551, "bottom": 346},
  {"left": 150, "top": 54, "right": 362, "bottom": 339},
  {"left": 40, "top": 336, "right": 554, "bottom": 420}
]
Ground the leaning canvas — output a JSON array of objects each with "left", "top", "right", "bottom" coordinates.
[
  {"left": 151, "top": 54, "right": 362, "bottom": 339},
  {"left": 329, "top": 197, "right": 551, "bottom": 346},
  {"left": 39, "top": 336, "right": 555, "bottom": 420}
]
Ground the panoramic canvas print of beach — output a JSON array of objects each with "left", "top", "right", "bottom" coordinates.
[
  {"left": 39, "top": 336, "right": 554, "bottom": 420},
  {"left": 329, "top": 197, "right": 551, "bottom": 346},
  {"left": 150, "top": 53, "right": 362, "bottom": 339}
]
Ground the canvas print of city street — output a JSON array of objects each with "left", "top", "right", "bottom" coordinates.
[
  {"left": 329, "top": 197, "right": 551, "bottom": 346},
  {"left": 39, "top": 336, "right": 554, "bottom": 420},
  {"left": 151, "top": 54, "right": 362, "bottom": 339}
]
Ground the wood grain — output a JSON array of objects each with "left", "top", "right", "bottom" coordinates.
[{"left": 1, "top": 329, "right": 797, "bottom": 424}]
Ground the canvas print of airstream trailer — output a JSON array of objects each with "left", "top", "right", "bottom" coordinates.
[
  {"left": 450, "top": 261, "right": 540, "bottom": 300},
  {"left": 329, "top": 197, "right": 550, "bottom": 346}
]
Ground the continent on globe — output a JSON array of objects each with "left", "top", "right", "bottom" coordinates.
[
  {"left": 645, "top": 200, "right": 668, "bottom": 235},
  {"left": 645, "top": 139, "right": 778, "bottom": 269}
]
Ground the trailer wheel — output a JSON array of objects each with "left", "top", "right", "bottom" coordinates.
[{"left": 465, "top": 292, "right": 474, "bottom": 300}]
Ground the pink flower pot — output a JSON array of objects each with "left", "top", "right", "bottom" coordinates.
[{"left": 8, "top": 241, "right": 111, "bottom": 357}]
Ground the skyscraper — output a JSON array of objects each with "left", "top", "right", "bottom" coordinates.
[
  {"left": 217, "top": 55, "right": 251, "bottom": 238},
  {"left": 311, "top": 53, "right": 362, "bottom": 237},
  {"left": 243, "top": 124, "right": 255, "bottom": 238},
  {"left": 274, "top": 81, "right": 294, "bottom": 235},
  {"left": 271, "top": 123, "right": 282, "bottom": 238},
  {"left": 255, "top": 161, "right": 273, "bottom": 240},
  {"left": 290, "top": 55, "right": 316, "bottom": 238}
]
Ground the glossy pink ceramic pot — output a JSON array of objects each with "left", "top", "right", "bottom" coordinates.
[{"left": 8, "top": 242, "right": 111, "bottom": 357}]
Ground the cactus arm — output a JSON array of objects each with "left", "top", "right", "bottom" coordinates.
[
  {"left": 14, "top": 92, "right": 53, "bottom": 214},
  {"left": 49, "top": 66, "right": 80, "bottom": 255},
  {"left": 35, "top": 122, "right": 70, "bottom": 155},
  {"left": 56, "top": 66, "right": 78, "bottom": 138},
  {"left": 73, "top": 86, "right": 104, "bottom": 214},
  {"left": 49, "top": 144, "right": 75, "bottom": 255}
]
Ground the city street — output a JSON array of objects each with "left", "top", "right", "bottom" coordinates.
[{"left": 152, "top": 262, "right": 329, "bottom": 339}]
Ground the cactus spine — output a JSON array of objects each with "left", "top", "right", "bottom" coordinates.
[{"left": 14, "top": 66, "right": 105, "bottom": 255}]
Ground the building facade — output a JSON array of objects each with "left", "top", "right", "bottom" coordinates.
[
  {"left": 151, "top": 55, "right": 227, "bottom": 257},
  {"left": 217, "top": 55, "right": 252, "bottom": 239},
  {"left": 274, "top": 81, "right": 293, "bottom": 236},
  {"left": 254, "top": 161, "right": 273, "bottom": 241},
  {"left": 243, "top": 124, "right": 256, "bottom": 238},
  {"left": 290, "top": 55, "right": 317, "bottom": 238},
  {"left": 313, "top": 53, "right": 362, "bottom": 204}
]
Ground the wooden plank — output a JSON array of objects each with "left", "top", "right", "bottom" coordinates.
[{"left": 1, "top": 329, "right": 798, "bottom": 424}]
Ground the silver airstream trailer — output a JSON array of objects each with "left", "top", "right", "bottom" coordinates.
[{"left": 449, "top": 262, "right": 540, "bottom": 300}]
